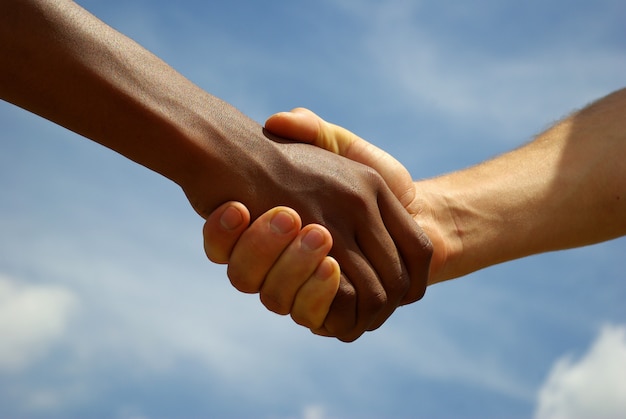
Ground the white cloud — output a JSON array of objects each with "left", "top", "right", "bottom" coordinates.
[
  {"left": 534, "top": 324, "right": 626, "bottom": 419},
  {"left": 0, "top": 275, "right": 78, "bottom": 372},
  {"left": 301, "top": 404, "right": 328, "bottom": 419}
]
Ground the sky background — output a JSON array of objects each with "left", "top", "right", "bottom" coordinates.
[{"left": 1, "top": 0, "right": 625, "bottom": 418}]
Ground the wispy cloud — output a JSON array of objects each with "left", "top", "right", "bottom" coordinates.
[
  {"left": 1, "top": 1, "right": 624, "bottom": 418},
  {"left": 534, "top": 324, "right": 626, "bottom": 419},
  {"left": 0, "top": 275, "right": 77, "bottom": 372},
  {"left": 324, "top": 0, "right": 625, "bottom": 139}
]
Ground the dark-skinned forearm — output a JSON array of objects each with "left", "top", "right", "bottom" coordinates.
[
  {"left": 1, "top": 0, "right": 433, "bottom": 341},
  {"left": 0, "top": 0, "right": 267, "bottom": 216}
]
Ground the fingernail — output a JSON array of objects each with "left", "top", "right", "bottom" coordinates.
[
  {"left": 220, "top": 205, "right": 244, "bottom": 231},
  {"left": 302, "top": 228, "right": 325, "bottom": 252},
  {"left": 314, "top": 258, "right": 336, "bottom": 281},
  {"left": 270, "top": 211, "right": 296, "bottom": 234}
]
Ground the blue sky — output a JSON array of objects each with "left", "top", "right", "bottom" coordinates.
[{"left": 1, "top": 0, "right": 625, "bottom": 418}]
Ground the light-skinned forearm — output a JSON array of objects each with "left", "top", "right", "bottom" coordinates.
[{"left": 415, "top": 88, "right": 626, "bottom": 283}]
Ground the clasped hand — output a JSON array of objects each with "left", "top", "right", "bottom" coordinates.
[{"left": 202, "top": 109, "right": 433, "bottom": 342}]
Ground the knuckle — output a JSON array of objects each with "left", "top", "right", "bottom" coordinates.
[
  {"left": 361, "top": 290, "right": 388, "bottom": 314},
  {"left": 405, "top": 271, "right": 428, "bottom": 304},
  {"left": 344, "top": 166, "right": 384, "bottom": 200},
  {"left": 290, "top": 311, "right": 313, "bottom": 329},
  {"left": 204, "top": 244, "right": 228, "bottom": 265},
  {"left": 260, "top": 290, "right": 289, "bottom": 316},
  {"left": 227, "top": 266, "right": 258, "bottom": 294},
  {"left": 338, "top": 334, "right": 360, "bottom": 343},
  {"left": 322, "top": 285, "right": 356, "bottom": 335},
  {"left": 387, "top": 271, "right": 411, "bottom": 299},
  {"left": 361, "top": 166, "right": 385, "bottom": 189},
  {"left": 333, "top": 282, "right": 357, "bottom": 308}
]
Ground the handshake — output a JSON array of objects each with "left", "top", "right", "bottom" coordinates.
[
  {"left": 6, "top": 0, "right": 622, "bottom": 344},
  {"left": 202, "top": 108, "right": 434, "bottom": 343},
  {"left": 200, "top": 86, "right": 626, "bottom": 342}
]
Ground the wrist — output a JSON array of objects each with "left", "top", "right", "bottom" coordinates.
[
  {"left": 411, "top": 179, "right": 463, "bottom": 285},
  {"left": 174, "top": 103, "right": 281, "bottom": 219}
]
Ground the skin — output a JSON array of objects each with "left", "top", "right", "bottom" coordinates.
[
  {"left": 205, "top": 88, "right": 626, "bottom": 336},
  {"left": 204, "top": 203, "right": 341, "bottom": 331},
  {"left": 0, "top": 0, "right": 432, "bottom": 342}
]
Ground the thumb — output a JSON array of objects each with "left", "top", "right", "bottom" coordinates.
[
  {"left": 265, "top": 108, "right": 415, "bottom": 208},
  {"left": 265, "top": 108, "right": 344, "bottom": 154}
]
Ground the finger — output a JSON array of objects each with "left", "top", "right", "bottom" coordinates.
[
  {"left": 309, "top": 327, "right": 333, "bottom": 338},
  {"left": 265, "top": 108, "right": 346, "bottom": 154},
  {"left": 324, "top": 186, "right": 425, "bottom": 339},
  {"left": 265, "top": 108, "right": 321, "bottom": 146},
  {"left": 227, "top": 207, "right": 302, "bottom": 294},
  {"left": 321, "top": 235, "right": 380, "bottom": 342},
  {"left": 290, "top": 256, "right": 341, "bottom": 330},
  {"left": 355, "top": 192, "right": 410, "bottom": 332},
  {"left": 346, "top": 202, "right": 409, "bottom": 331},
  {"left": 266, "top": 109, "right": 416, "bottom": 208},
  {"left": 259, "top": 224, "right": 333, "bottom": 315},
  {"left": 323, "top": 274, "right": 359, "bottom": 342},
  {"left": 203, "top": 201, "right": 250, "bottom": 264},
  {"left": 378, "top": 186, "right": 432, "bottom": 306},
  {"left": 332, "top": 131, "right": 416, "bottom": 208}
]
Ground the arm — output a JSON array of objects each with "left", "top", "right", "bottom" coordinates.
[
  {"left": 417, "top": 88, "right": 626, "bottom": 282},
  {"left": 266, "top": 91, "right": 626, "bottom": 283},
  {"left": 203, "top": 89, "right": 626, "bottom": 322},
  {"left": 0, "top": 0, "right": 432, "bottom": 342}
]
